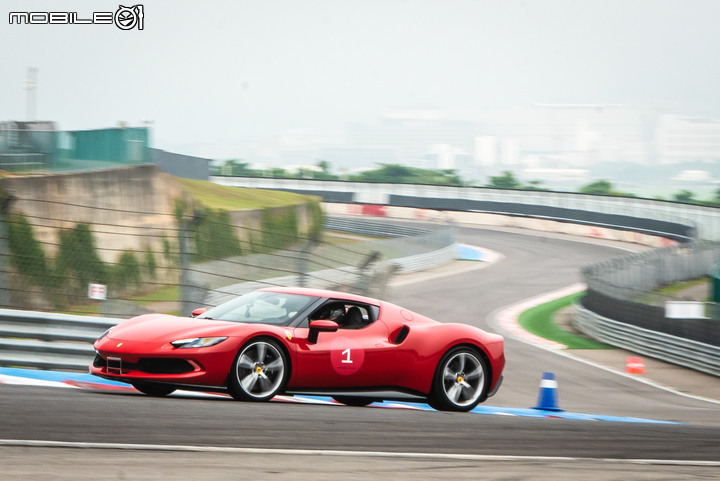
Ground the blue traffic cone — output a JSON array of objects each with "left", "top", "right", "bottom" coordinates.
[{"left": 532, "top": 372, "right": 563, "bottom": 412}]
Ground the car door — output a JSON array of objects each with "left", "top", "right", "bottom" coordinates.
[{"left": 289, "top": 302, "right": 399, "bottom": 389}]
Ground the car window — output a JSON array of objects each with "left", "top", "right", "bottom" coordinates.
[
  {"left": 302, "top": 301, "right": 376, "bottom": 329},
  {"left": 200, "top": 291, "right": 317, "bottom": 325}
]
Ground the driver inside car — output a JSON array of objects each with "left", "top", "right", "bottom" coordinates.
[{"left": 310, "top": 304, "right": 346, "bottom": 325}]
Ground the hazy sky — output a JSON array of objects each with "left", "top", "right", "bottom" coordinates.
[{"left": 2, "top": 0, "right": 719, "bottom": 159}]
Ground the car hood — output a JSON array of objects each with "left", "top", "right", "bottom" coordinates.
[{"left": 107, "top": 314, "right": 244, "bottom": 343}]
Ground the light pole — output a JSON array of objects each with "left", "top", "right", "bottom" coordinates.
[{"left": 25, "top": 67, "right": 37, "bottom": 121}]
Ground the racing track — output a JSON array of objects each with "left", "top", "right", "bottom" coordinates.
[{"left": 1, "top": 225, "right": 720, "bottom": 479}]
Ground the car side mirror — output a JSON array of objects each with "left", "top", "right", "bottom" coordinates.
[
  {"left": 308, "top": 319, "right": 339, "bottom": 344},
  {"left": 191, "top": 307, "right": 207, "bottom": 318}
]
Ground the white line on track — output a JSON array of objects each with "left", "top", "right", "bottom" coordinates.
[{"left": 0, "top": 439, "right": 718, "bottom": 467}]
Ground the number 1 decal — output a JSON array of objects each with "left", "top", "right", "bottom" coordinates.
[{"left": 331, "top": 337, "right": 364, "bottom": 375}]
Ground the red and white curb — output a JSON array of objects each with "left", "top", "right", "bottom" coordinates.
[{"left": 494, "top": 283, "right": 586, "bottom": 350}]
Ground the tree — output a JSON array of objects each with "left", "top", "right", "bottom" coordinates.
[
  {"left": 348, "top": 164, "right": 462, "bottom": 186},
  {"left": 579, "top": 179, "right": 614, "bottom": 195},
  {"left": 526, "top": 180, "right": 550, "bottom": 191},
  {"left": 314, "top": 160, "right": 339, "bottom": 180},
  {"left": 269, "top": 167, "right": 287, "bottom": 178},
  {"left": 221, "top": 160, "right": 258, "bottom": 177},
  {"left": 673, "top": 190, "right": 696, "bottom": 203},
  {"left": 486, "top": 171, "right": 522, "bottom": 189},
  {"left": 111, "top": 251, "right": 141, "bottom": 292},
  {"left": 8, "top": 214, "right": 51, "bottom": 286},
  {"left": 317, "top": 160, "right": 330, "bottom": 174},
  {"left": 54, "top": 223, "right": 107, "bottom": 293},
  {"left": 358, "top": 164, "right": 414, "bottom": 182}
]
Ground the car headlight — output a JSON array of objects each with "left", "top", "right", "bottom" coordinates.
[{"left": 171, "top": 337, "right": 228, "bottom": 348}]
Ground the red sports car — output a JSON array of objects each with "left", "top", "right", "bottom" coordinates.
[{"left": 90, "top": 287, "right": 505, "bottom": 411}]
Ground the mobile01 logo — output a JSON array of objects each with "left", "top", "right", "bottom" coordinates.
[{"left": 9, "top": 5, "right": 144, "bottom": 30}]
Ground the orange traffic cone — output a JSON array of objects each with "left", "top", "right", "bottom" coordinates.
[{"left": 626, "top": 357, "right": 646, "bottom": 374}]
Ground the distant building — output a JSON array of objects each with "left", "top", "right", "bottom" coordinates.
[
  {"left": 657, "top": 115, "right": 720, "bottom": 164},
  {"left": 0, "top": 121, "right": 56, "bottom": 169},
  {"left": 347, "top": 109, "right": 476, "bottom": 169},
  {"left": 0, "top": 121, "right": 151, "bottom": 172},
  {"left": 263, "top": 105, "right": 720, "bottom": 187}
]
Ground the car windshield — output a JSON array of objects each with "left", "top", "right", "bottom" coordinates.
[{"left": 199, "top": 291, "right": 317, "bottom": 326}]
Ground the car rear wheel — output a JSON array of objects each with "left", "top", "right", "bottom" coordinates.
[
  {"left": 131, "top": 381, "right": 176, "bottom": 397},
  {"left": 429, "top": 347, "right": 488, "bottom": 412},
  {"left": 228, "top": 338, "right": 289, "bottom": 402}
]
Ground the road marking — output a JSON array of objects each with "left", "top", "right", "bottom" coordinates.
[{"left": 0, "top": 439, "right": 718, "bottom": 467}]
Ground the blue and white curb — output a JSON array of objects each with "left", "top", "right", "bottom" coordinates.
[{"left": 455, "top": 244, "right": 502, "bottom": 262}]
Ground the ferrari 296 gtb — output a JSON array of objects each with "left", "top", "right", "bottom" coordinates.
[{"left": 90, "top": 287, "right": 505, "bottom": 411}]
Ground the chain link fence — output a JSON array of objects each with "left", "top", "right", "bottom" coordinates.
[
  {"left": 583, "top": 241, "right": 720, "bottom": 304},
  {"left": 0, "top": 193, "right": 454, "bottom": 318},
  {"left": 581, "top": 241, "right": 720, "bottom": 347}
]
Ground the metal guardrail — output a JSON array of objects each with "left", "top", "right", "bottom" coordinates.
[
  {"left": 0, "top": 309, "right": 116, "bottom": 371},
  {"left": 574, "top": 302, "right": 720, "bottom": 377},
  {"left": 325, "top": 217, "right": 429, "bottom": 238}
]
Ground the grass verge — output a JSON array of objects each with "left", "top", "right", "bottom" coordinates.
[
  {"left": 518, "top": 291, "right": 611, "bottom": 349},
  {"left": 656, "top": 277, "right": 708, "bottom": 297},
  {"left": 177, "top": 178, "right": 317, "bottom": 210}
]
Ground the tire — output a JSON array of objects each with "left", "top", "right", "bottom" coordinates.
[
  {"left": 332, "top": 396, "right": 375, "bottom": 407},
  {"left": 228, "top": 338, "right": 289, "bottom": 402},
  {"left": 132, "top": 381, "right": 176, "bottom": 397},
  {"left": 428, "top": 347, "right": 488, "bottom": 412}
]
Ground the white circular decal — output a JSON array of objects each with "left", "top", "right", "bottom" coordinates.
[{"left": 330, "top": 337, "right": 365, "bottom": 375}]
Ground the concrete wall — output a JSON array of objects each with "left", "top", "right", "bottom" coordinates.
[
  {"left": 1, "top": 165, "right": 319, "bottom": 264},
  {"left": 1, "top": 165, "right": 186, "bottom": 263},
  {"left": 229, "top": 203, "right": 316, "bottom": 249}
]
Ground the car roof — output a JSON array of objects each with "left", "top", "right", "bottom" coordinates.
[{"left": 259, "top": 286, "right": 381, "bottom": 306}]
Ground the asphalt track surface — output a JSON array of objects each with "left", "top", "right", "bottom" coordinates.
[{"left": 1, "top": 225, "right": 720, "bottom": 480}]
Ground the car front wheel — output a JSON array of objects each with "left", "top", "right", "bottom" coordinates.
[
  {"left": 429, "top": 347, "right": 488, "bottom": 412},
  {"left": 228, "top": 338, "right": 289, "bottom": 402}
]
